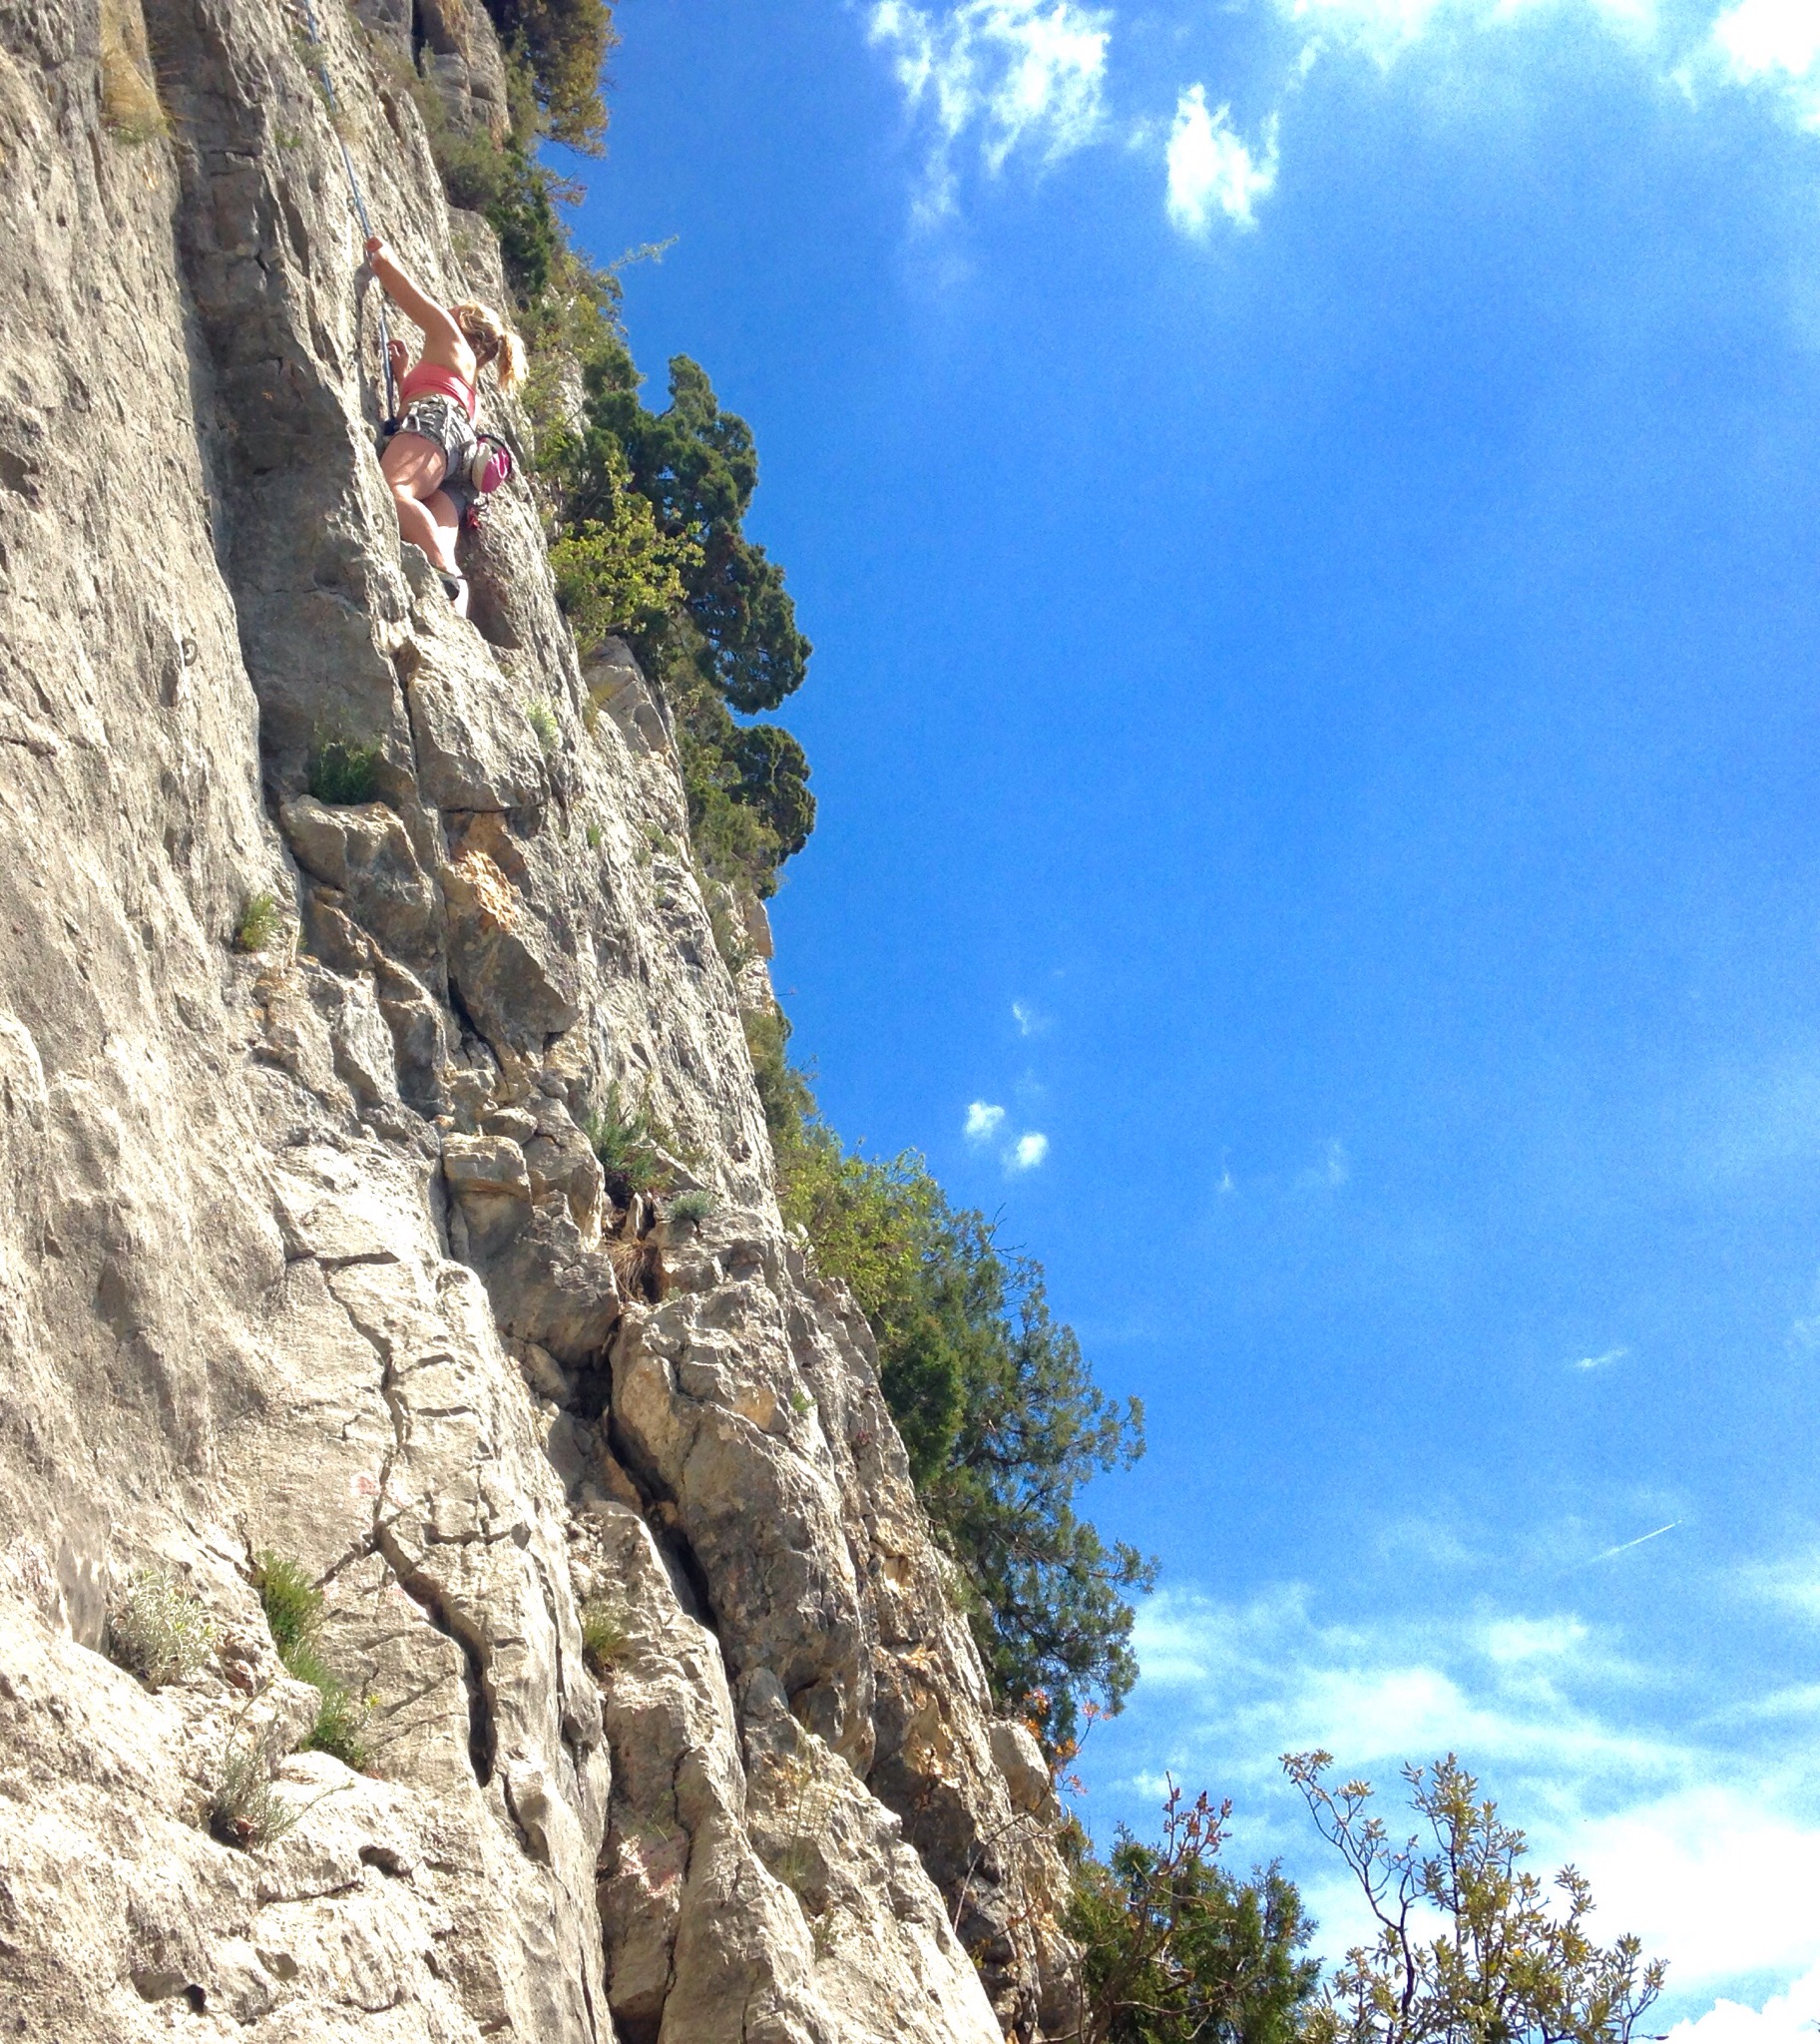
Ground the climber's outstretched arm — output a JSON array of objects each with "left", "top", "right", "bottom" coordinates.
[{"left": 364, "top": 238, "right": 468, "bottom": 364}]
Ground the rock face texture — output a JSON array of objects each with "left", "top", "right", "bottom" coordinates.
[{"left": 0, "top": 0, "right": 1073, "bottom": 2037}]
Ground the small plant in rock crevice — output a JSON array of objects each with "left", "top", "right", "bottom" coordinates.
[
  {"left": 252, "top": 1552, "right": 318, "bottom": 1659},
  {"left": 210, "top": 1733, "right": 302, "bottom": 1852},
  {"left": 108, "top": 1567, "right": 217, "bottom": 1688},
  {"left": 306, "top": 731, "right": 383, "bottom": 805},
  {"left": 705, "top": 889, "right": 750, "bottom": 974},
  {"left": 764, "top": 1743, "right": 833, "bottom": 1909},
  {"left": 584, "top": 1080, "right": 671, "bottom": 1200},
  {"left": 668, "top": 1188, "right": 713, "bottom": 1227},
  {"left": 301, "top": 1678, "right": 369, "bottom": 1767},
  {"left": 234, "top": 889, "right": 283, "bottom": 954},
  {"left": 580, "top": 1596, "right": 630, "bottom": 1675},
  {"left": 252, "top": 1550, "right": 369, "bottom": 1769},
  {"left": 527, "top": 699, "right": 561, "bottom": 755}
]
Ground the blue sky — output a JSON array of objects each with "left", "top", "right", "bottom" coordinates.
[{"left": 564, "top": 0, "right": 1820, "bottom": 2025}]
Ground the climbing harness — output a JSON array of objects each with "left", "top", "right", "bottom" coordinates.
[{"left": 295, "top": 0, "right": 398, "bottom": 428}]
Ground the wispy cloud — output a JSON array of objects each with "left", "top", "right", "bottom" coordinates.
[
  {"left": 1008, "top": 1130, "right": 1051, "bottom": 1171},
  {"left": 1574, "top": 1344, "right": 1629, "bottom": 1371},
  {"left": 1483, "top": 1613, "right": 1590, "bottom": 1663},
  {"left": 1296, "top": 1137, "right": 1350, "bottom": 1189},
  {"left": 1739, "top": 1547, "right": 1820, "bottom": 1624},
  {"left": 1011, "top": 998, "right": 1048, "bottom": 1036},
  {"left": 1271, "top": 0, "right": 1663, "bottom": 66},
  {"left": 965, "top": 1099, "right": 1008, "bottom": 1143},
  {"left": 1165, "top": 86, "right": 1279, "bottom": 235},
  {"left": 866, "top": 0, "right": 1113, "bottom": 220}
]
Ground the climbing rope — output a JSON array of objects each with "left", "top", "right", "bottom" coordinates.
[{"left": 296, "top": 0, "right": 398, "bottom": 426}]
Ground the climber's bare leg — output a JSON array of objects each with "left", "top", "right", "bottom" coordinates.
[
  {"left": 381, "top": 431, "right": 463, "bottom": 607},
  {"left": 424, "top": 489, "right": 466, "bottom": 616}
]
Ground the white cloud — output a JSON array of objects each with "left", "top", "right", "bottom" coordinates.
[
  {"left": 1274, "top": 0, "right": 1660, "bottom": 65},
  {"left": 1266, "top": 0, "right": 1820, "bottom": 148},
  {"left": 1113, "top": 1581, "right": 1820, "bottom": 1998},
  {"left": 1008, "top": 1130, "right": 1050, "bottom": 1170},
  {"left": 1712, "top": 0, "right": 1820, "bottom": 128},
  {"left": 1011, "top": 999, "right": 1045, "bottom": 1035},
  {"left": 867, "top": 0, "right": 1112, "bottom": 218},
  {"left": 1573, "top": 1343, "right": 1629, "bottom": 1370},
  {"left": 1672, "top": 1961, "right": 1820, "bottom": 2044},
  {"left": 1482, "top": 1613, "right": 1590, "bottom": 1663},
  {"left": 964, "top": 1100, "right": 1007, "bottom": 1142},
  {"left": 1580, "top": 1788, "right": 1820, "bottom": 1985},
  {"left": 1165, "top": 85, "right": 1279, "bottom": 235},
  {"left": 1125, "top": 1583, "right": 1679, "bottom": 1781},
  {"left": 861, "top": 0, "right": 1820, "bottom": 247},
  {"left": 1713, "top": 0, "right": 1820, "bottom": 87}
]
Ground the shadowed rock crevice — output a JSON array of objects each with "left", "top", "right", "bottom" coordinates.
[{"left": 374, "top": 1525, "right": 498, "bottom": 1788}]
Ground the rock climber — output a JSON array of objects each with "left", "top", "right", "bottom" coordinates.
[{"left": 363, "top": 236, "right": 526, "bottom": 617}]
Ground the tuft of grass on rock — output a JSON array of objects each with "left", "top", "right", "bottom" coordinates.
[
  {"left": 100, "top": 0, "right": 167, "bottom": 142},
  {"left": 528, "top": 700, "right": 561, "bottom": 756},
  {"left": 580, "top": 1596, "right": 630, "bottom": 1676},
  {"left": 252, "top": 1550, "right": 368, "bottom": 1771},
  {"left": 303, "top": 1679, "right": 369, "bottom": 1768},
  {"left": 209, "top": 1736, "right": 301, "bottom": 1852},
  {"left": 668, "top": 1189, "right": 714, "bottom": 1227},
  {"left": 234, "top": 889, "right": 283, "bottom": 954},
  {"left": 306, "top": 732, "right": 383, "bottom": 805},
  {"left": 253, "top": 1552, "right": 321, "bottom": 1659},
  {"left": 584, "top": 1081, "right": 666, "bottom": 1199},
  {"left": 108, "top": 1567, "right": 217, "bottom": 1688}
]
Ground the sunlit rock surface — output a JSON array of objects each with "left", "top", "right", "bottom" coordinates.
[{"left": 0, "top": 0, "right": 1072, "bottom": 2033}]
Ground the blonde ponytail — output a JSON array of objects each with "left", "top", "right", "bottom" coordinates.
[{"left": 453, "top": 300, "right": 528, "bottom": 393}]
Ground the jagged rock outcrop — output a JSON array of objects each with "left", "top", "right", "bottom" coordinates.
[{"left": 0, "top": 0, "right": 1076, "bottom": 2036}]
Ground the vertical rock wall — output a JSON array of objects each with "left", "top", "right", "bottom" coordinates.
[{"left": 0, "top": 0, "right": 1075, "bottom": 2036}]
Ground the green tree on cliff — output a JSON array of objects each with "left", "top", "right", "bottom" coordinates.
[
  {"left": 552, "top": 344, "right": 811, "bottom": 713},
  {"left": 480, "top": 0, "right": 616, "bottom": 151},
  {"left": 1068, "top": 1781, "right": 1322, "bottom": 2044},
  {"left": 761, "top": 1080, "right": 1149, "bottom": 1754},
  {"left": 541, "top": 344, "right": 814, "bottom": 897}
]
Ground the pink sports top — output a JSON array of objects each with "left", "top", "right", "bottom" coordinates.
[{"left": 399, "top": 361, "right": 478, "bottom": 419}]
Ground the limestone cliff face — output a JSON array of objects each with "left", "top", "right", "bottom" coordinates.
[{"left": 0, "top": 0, "right": 1074, "bottom": 2036}]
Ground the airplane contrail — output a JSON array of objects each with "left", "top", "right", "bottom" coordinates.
[{"left": 1591, "top": 1521, "right": 1680, "bottom": 1564}]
